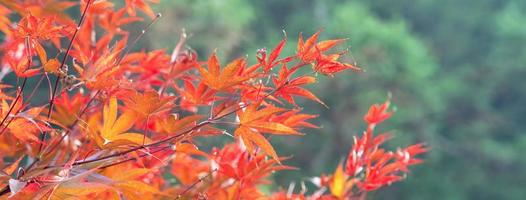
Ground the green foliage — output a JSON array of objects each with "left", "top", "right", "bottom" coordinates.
[{"left": 150, "top": 0, "right": 255, "bottom": 55}]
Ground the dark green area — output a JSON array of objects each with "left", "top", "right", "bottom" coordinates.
[{"left": 148, "top": 0, "right": 526, "bottom": 199}]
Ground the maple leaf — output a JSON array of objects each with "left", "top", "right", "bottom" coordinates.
[
  {"left": 257, "top": 38, "right": 291, "bottom": 72},
  {"left": 0, "top": 2, "right": 430, "bottom": 198},
  {"left": 296, "top": 30, "right": 362, "bottom": 77},
  {"left": 270, "top": 110, "right": 318, "bottom": 130},
  {"left": 124, "top": 0, "right": 159, "bottom": 19},
  {"left": 173, "top": 78, "right": 216, "bottom": 112},
  {"left": 0, "top": 98, "right": 49, "bottom": 143},
  {"left": 314, "top": 52, "right": 362, "bottom": 77},
  {"left": 237, "top": 103, "right": 300, "bottom": 136},
  {"left": 5, "top": 56, "right": 40, "bottom": 78},
  {"left": 171, "top": 153, "right": 210, "bottom": 185},
  {"left": 235, "top": 103, "right": 301, "bottom": 161},
  {"left": 165, "top": 49, "right": 198, "bottom": 79},
  {"left": 328, "top": 162, "right": 357, "bottom": 199},
  {"left": 364, "top": 99, "right": 393, "bottom": 125},
  {"left": 73, "top": 35, "right": 128, "bottom": 89},
  {"left": 124, "top": 50, "right": 171, "bottom": 86},
  {"left": 235, "top": 126, "right": 279, "bottom": 162},
  {"left": 14, "top": 13, "right": 72, "bottom": 50},
  {"left": 157, "top": 114, "right": 203, "bottom": 135},
  {"left": 99, "top": 8, "right": 142, "bottom": 34},
  {"left": 395, "top": 143, "right": 428, "bottom": 170},
  {"left": 1, "top": 0, "right": 77, "bottom": 25},
  {"left": 87, "top": 96, "right": 149, "bottom": 148},
  {"left": 341, "top": 100, "right": 427, "bottom": 193},
  {"left": 196, "top": 53, "right": 254, "bottom": 91},
  {"left": 7, "top": 115, "right": 48, "bottom": 143},
  {"left": 70, "top": 30, "right": 114, "bottom": 66},
  {"left": 212, "top": 141, "right": 295, "bottom": 184},
  {"left": 121, "top": 90, "right": 174, "bottom": 118},
  {"left": 297, "top": 30, "right": 346, "bottom": 63},
  {"left": 99, "top": 167, "right": 160, "bottom": 199},
  {"left": 273, "top": 65, "right": 326, "bottom": 106},
  {"left": 52, "top": 92, "right": 88, "bottom": 127},
  {"left": 358, "top": 151, "right": 403, "bottom": 191},
  {"left": 81, "top": 0, "right": 114, "bottom": 15},
  {"left": 345, "top": 131, "right": 392, "bottom": 177}
]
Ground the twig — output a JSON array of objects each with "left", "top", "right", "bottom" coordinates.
[
  {"left": 176, "top": 168, "right": 218, "bottom": 199},
  {"left": 44, "top": 0, "right": 93, "bottom": 152}
]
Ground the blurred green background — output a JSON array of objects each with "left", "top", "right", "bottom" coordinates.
[{"left": 143, "top": 0, "right": 525, "bottom": 199}]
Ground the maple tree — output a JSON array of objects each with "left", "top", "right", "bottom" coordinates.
[{"left": 0, "top": 1, "right": 427, "bottom": 199}]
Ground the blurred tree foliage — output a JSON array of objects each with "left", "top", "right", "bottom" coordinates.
[{"left": 149, "top": 0, "right": 526, "bottom": 199}]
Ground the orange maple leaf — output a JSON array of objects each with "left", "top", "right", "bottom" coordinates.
[
  {"left": 52, "top": 92, "right": 88, "bottom": 127},
  {"left": 257, "top": 38, "right": 292, "bottom": 72},
  {"left": 196, "top": 53, "right": 255, "bottom": 91},
  {"left": 314, "top": 52, "right": 362, "bottom": 77},
  {"left": 124, "top": 0, "right": 159, "bottom": 19},
  {"left": 157, "top": 114, "right": 202, "bottom": 135},
  {"left": 173, "top": 78, "right": 216, "bottom": 112},
  {"left": 121, "top": 90, "right": 174, "bottom": 118},
  {"left": 273, "top": 65, "right": 326, "bottom": 106},
  {"left": 297, "top": 30, "right": 346, "bottom": 63},
  {"left": 235, "top": 103, "right": 300, "bottom": 161}
]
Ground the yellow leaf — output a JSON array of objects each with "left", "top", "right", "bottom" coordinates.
[
  {"left": 330, "top": 162, "right": 348, "bottom": 198},
  {"left": 102, "top": 97, "right": 118, "bottom": 138},
  {"left": 110, "top": 110, "right": 137, "bottom": 136},
  {"left": 97, "top": 97, "right": 147, "bottom": 148}
]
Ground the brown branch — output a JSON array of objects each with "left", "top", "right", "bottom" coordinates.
[
  {"left": 115, "top": 13, "right": 162, "bottom": 66},
  {"left": 0, "top": 57, "right": 293, "bottom": 197},
  {"left": 72, "top": 79, "right": 288, "bottom": 167},
  {"left": 98, "top": 145, "right": 171, "bottom": 169},
  {"left": 44, "top": 0, "right": 93, "bottom": 152}
]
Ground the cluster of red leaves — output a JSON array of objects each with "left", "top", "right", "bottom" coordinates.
[
  {"left": 301, "top": 100, "right": 428, "bottom": 200},
  {"left": 0, "top": 1, "right": 426, "bottom": 199}
]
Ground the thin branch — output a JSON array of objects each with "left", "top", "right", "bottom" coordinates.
[
  {"left": 176, "top": 168, "right": 218, "bottom": 199},
  {"left": 43, "top": 0, "right": 92, "bottom": 154},
  {"left": 72, "top": 82, "right": 287, "bottom": 167},
  {"left": 98, "top": 145, "right": 171, "bottom": 169},
  {"left": 115, "top": 13, "right": 162, "bottom": 66},
  {"left": 0, "top": 63, "right": 293, "bottom": 198}
]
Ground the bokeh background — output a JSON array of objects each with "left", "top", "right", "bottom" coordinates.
[{"left": 142, "top": 0, "right": 524, "bottom": 199}]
